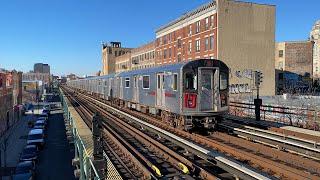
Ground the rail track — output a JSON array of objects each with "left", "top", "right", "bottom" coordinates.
[
  {"left": 220, "top": 120, "right": 320, "bottom": 160},
  {"left": 63, "top": 87, "right": 220, "bottom": 179},
  {"left": 63, "top": 86, "right": 320, "bottom": 179},
  {"left": 65, "top": 90, "right": 152, "bottom": 179}
]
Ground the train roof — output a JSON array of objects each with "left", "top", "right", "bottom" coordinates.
[
  {"left": 72, "top": 59, "right": 227, "bottom": 81},
  {"left": 117, "top": 62, "right": 186, "bottom": 77}
]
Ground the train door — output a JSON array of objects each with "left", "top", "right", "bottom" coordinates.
[
  {"left": 133, "top": 76, "right": 139, "bottom": 102},
  {"left": 156, "top": 73, "right": 165, "bottom": 107},
  {"left": 119, "top": 77, "right": 123, "bottom": 99},
  {"left": 199, "top": 68, "right": 217, "bottom": 111},
  {"left": 108, "top": 78, "right": 112, "bottom": 98}
]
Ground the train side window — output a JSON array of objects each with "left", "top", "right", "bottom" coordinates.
[
  {"left": 125, "top": 77, "right": 130, "bottom": 88},
  {"left": 173, "top": 74, "right": 178, "bottom": 91},
  {"left": 220, "top": 72, "right": 228, "bottom": 90},
  {"left": 185, "top": 72, "right": 197, "bottom": 90},
  {"left": 142, "top": 75, "right": 150, "bottom": 89},
  {"left": 157, "top": 75, "right": 160, "bottom": 89}
]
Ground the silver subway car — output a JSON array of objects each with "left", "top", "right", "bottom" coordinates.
[{"left": 67, "top": 59, "right": 229, "bottom": 130}]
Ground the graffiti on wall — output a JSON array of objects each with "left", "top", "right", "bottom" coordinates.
[{"left": 230, "top": 69, "right": 254, "bottom": 94}]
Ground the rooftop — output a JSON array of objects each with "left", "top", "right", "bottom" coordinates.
[{"left": 156, "top": 1, "right": 216, "bottom": 33}]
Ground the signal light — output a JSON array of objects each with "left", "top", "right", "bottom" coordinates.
[{"left": 254, "top": 71, "right": 263, "bottom": 88}]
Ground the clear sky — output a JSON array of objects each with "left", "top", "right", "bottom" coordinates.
[{"left": 0, "top": 0, "right": 319, "bottom": 76}]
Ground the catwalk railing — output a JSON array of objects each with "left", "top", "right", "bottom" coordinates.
[{"left": 229, "top": 101, "right": 320, "bottom": 130}]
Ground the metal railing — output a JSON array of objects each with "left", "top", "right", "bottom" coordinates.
[{"left": 229, "top": 101, "right": 320, "bottom": 130}]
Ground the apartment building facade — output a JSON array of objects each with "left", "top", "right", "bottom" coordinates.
[
  {"left": 0, "top": 70, "right": 22, "bottom": 135},
  {"left": 155, "top": 0, "right": 275, "bottom": 96},
  {"left": 101, "top": 0, "right": 275, "bottom": 96},
  {"left": 131, "top": 41, "right": 156, "bottom": 70},
  {"left": 115, "top": 52, "right": 131, "bottom": 73}
]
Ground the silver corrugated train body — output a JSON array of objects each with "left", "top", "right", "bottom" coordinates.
[{"left": 67, "top": 59, "right": 229, "bottom": 130}]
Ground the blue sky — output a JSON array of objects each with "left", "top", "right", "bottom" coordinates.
[{"left": 0, "top": 0, "right": 319, "bottom": 76}]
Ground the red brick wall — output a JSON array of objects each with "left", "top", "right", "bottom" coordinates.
[
  {"left": 156, "top": 13, "right": 218, "bottom": 65},
  {"left": 285, "top": 42, "right": 313, "bottom": 76}
]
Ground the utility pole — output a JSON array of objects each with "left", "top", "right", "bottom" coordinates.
[{"left": 254, "top": 71, "right": 263, "bottom": 121}]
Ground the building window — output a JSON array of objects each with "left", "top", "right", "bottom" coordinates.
[
  {"left": 169, "top": 48, "right": 172, "bottom": 58},
  {"left": 278, "top": 62, "right": 283, "bottom": 69},
  {"left": 205, "top": 37, "right": 209, "bottom": 51},
  {"left": 210, "top": 36, "right": 214, "bottom": 50},
  {"left": 196, "top": 21, "right": 200, "bottom": 33},
  {"left": 177, "top": 39, "right": 181, "bottom": 48},
  {"left": 210, "top": 15, "right": 214, "bottom": 27},
  {"left": 125, "top": 77, "right": 130, "bottom": 88},
  {"left": 279, "top": 50, "right": 283, "bottom": 57},
  {"left": 188, "top": 42, "right": 192, "bottom": 54},
  {"left": 205, "top": 17, "right": 209, "bottom": 30},
  {"left": 189, "top": 25, "right": 192, "bottom": 35},
  {"left": 164, "top": 49, "right": 167, "bottom": 59},
  {"left": 195, "top": 39, "right": 200, "bottom": 52},
  {"left": 173, "top": 74, "right": 178, "bottom": 91},
  {"left": 142, "top": 75, "right": 150, "bottom": 89},
  {"left": 178, "top": 54, "right": 181, "bottom": 62},
  {"left": 163, "top": 35, "right": 167, "bottom": 44}
]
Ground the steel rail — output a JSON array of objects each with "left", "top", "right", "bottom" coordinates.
[
  {"left": 79, "top": 95, "right": 218, "bottom": 180},
  {"left": 62, "top": 88, "right": 153, "bottom": 179},
  {"left": 220, "top": 122, "right": 320, "bottom": 159},
  {"left": 68, "top": 88, "right": 194, "bottom": 179},
  {"left": 74, "top": 90, "right": 272, "bottom": 180}
]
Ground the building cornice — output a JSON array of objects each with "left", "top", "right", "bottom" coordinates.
[{"left": 156, "top": 1, "right": 216, "bottom": 35}]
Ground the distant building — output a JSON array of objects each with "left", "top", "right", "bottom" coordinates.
[
  {"left": 34, "top": 63, "right": 50, "bottom": 74},
  {"left": 66, "top": 73, "right": 78, "bottom": 81},
  {"left": 310, "top": 20, "right": 320, "bottom": 79},
  {"left": 22, "top": 72, "right": 50, "bottom": 86},
  {"left": 275, "top": 41, "right": 313, "bottom": 76},
  {"left": 101, "top": 42, "right": 132, "bottom": 75},
  {"left": 131, "top": 41, "right": 156, "bottom": 70},
  {"left": 275, "top": 41, "right": 314, "bottom": 93}
]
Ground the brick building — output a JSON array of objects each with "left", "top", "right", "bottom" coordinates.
[
  {"left": 275, "top": 41, "right": 313, "bottom": 76},
  {"left": 131, "top": 41, "right": 156, "bottom": 70},
  {"left": 155, "top": 0, "right": 275, "bottom": 96},
  {"left": 101, "top": 42, "right": 131, "bottom": 75},
  {"left": 275, "top": 41, "right": 314, "bottom": 93},
  {"left": 0, "top": 70, "right": 22, "bottom": 135},
  {"left": 115, "top": 52, "right": 131, "bottom": 73},
  {"left": 101, "top": 0, "right": 275, "bottom": 96}
]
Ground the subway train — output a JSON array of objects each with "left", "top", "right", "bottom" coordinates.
[{"left": 67, "top": 59, "right": 229, "bottom": 130}]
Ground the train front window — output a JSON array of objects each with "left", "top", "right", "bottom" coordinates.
[
  {"left": 185, "top": 72, "right": 197, "bottom": 90},
  {"left": 220, "top": 72, "right": 228, "bottom": 90}
]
